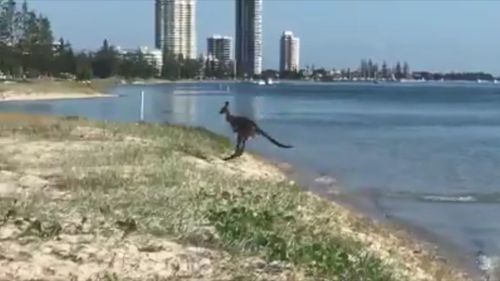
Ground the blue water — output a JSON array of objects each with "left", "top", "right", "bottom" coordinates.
[{"left": 2, "top": 81, "right": 500, "bottom": 272}]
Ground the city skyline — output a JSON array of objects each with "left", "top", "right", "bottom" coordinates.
[{"left": 28, "top": 0, "right": 500, "bottom": 75}]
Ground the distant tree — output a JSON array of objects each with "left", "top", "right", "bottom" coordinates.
[
  {"left": 394, "top": 61, "right": 403, "bottom": 80},
  {"left": 75, "top": 52, "right": 93, "bottom": 80},
  {"left": 280, "top": 70, "right": 302, "bottom": 80},
  {"left": 54, "top": 38, "right": 76, "bottom": 75},
  {"left": 0, "top": 1, "right": 179, "bottom": 80},
  {"left": 360, "top": 59, "right": 368, "bottom": 79},
  {"left": 204, "top": 59, "right": 215, "bottom": 78},
  {"left": 381, "top": 61, "right": 389, "bottom": 79},
  {"left": 367, "top": 59, "right": 373, "bottom": 78},
  {"left": 262, "top": 69, "right": 279, "bottom": 79},
  {"left": 16, "top": 0, "right": 29, "bottom": 42},
  {"left": 0, "top": 0, "right": 17, "bottom": 45},
  {"left": 180, "top": 57, "right": 201, "bottom": 79},
  {"left": 92, "top": 39, "right": 119, "bottom": 78},
  {"left": 346, "top": 68, "right": 352, "bottom": 80},
  {"left": 162, "top": 51, "right": 181, "bottom": 80},
  {"left": 403, "top": 61, "right": 410, "bottom": 79},
  {"left": 117, "top": 49, "right": 157, "bottom": 79}
]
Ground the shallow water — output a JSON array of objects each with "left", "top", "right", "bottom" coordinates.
[{"left": 2, "top": 81, "right": 500, "bottom": 274}]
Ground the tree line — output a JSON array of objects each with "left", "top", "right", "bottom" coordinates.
[{"left": 0, "top": 0, "right": 205, "bottom": 81}]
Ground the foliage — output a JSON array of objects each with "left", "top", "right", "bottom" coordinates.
[
  {"left": 161, "top": 52, "right": 203, "bottom": 80},
  {"left": 119, "top": 51, "right": 157, "bottom": 79},
  {"left": 91, "top": 39, "right": 118, "bottom": 79},
  {"left": 0, "top": 1, "right": 161, "bottom": 80},
  {"left": 205, "top": 59, "right": 234, "bottom": 79},
  {"left": 207, "top": 200, "right": 395, "bottom": 280}
]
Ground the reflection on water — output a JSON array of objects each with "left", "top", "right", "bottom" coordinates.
[
  {"left": 170, "top": 88, "right": 198, "bottom": 124},
  {"left": 0, "top": 101, "right": 54, "bottom": 114},
  {"left": 22, "top": 103, "right": 54, "bottom": 113}
]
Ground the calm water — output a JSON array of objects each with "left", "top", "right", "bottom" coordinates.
[{"left": 2, "top": 81, "right": 500, "bottom": 273}]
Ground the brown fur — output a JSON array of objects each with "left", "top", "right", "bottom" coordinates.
[{"left": 219, "top": 101, "right": 292, "bottom": 160}]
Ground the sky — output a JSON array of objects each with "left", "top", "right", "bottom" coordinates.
[{"left": 28, "top": 0, "right": 500, "bottom": 74}]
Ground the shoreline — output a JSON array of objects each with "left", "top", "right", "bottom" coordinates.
[
  {"left": 0, "top": 92, "right": 115, "bottom": 103},
  {"left": 253, "top": 153, "right": 483, "bottom": 281},
  {"left": 332, "top": 188, "right": 484, "bottom": 279},
  {"left": 0, "top": 112, "right": 479, "bottom": 280},
  {"left": 0, "top": 78, "right": 120, "bottom": 103}
]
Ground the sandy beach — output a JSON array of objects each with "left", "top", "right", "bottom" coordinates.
[
  {"left": 0, "top": 113, "right": 477, "bottom": 281},
  {"left": 0, "top": 79, "right": 118, "bottom": 103},
  {"left": 0, "top": 91, "right": 112, "bottom": 102}
]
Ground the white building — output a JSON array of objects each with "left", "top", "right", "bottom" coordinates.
[
  {"left": 139, "top": 46, "right": 163, "bottom": 72},
  {"left": 235, "top": 0, "right": 262, "bottom": 77},
  {"left": 207, "top": 35, "right": 232, "bottom": 63},
  {"left": 116, "top": 46, "right": 163, "bottom": 72},
  {"left": 280, "top": 31, "right": 300, "bottom": 73},
  {"left": 155, "top": 0, "right": 196, "bottom": 59}
]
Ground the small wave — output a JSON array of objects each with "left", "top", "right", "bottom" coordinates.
[
  {"left": 476, "top": 252, "right": 500, "bottom": 279},
  {"left": 420, "top": 195, "right": 478, "bottom": 203},
  {"left": 381, "top": 191, "right": 500, "bottom": 204},
  {"left": 314, "top": 176, "right": 337, "bottom": 185}
]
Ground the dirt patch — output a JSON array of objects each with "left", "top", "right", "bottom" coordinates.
[
  {"left": 0, "top": 232, "right": 223, "bottom": 281},
  {"left": 0, "top": 218, "right": 300, "bottom": 281}
]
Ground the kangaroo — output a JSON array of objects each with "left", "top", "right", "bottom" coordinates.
[{"left": 219, "top": 101, "right": 293, "bottom": 160}]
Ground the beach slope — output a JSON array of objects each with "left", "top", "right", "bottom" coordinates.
[{"left": 0, "top": 114, "right": 474, "bottom": 281}]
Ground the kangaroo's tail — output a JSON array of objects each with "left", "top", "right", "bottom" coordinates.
[{"left": 256, "top": 127, "right": 293, "bottom": 148}]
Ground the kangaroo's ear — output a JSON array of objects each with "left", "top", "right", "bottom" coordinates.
[{"left": 224, "top": 101, "right": 229, "bottom": 106}]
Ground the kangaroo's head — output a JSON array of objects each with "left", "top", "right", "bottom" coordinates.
[{"left": 219, "top": 101, "right": 229, "bottom": 114}]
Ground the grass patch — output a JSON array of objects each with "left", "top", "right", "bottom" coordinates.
[
  {"left": 205, "top": 185, "right": 396, "bottom": 280},
  {"left": 0, "top": 113, "right": 407, "bottom": 280}
]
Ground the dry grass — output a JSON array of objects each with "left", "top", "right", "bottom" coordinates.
[{"left": 0, "top": 114, "right": 476, "bottom": 281}]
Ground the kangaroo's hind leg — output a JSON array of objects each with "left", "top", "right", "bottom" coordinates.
[
  {"left": 223, "top": 135, "right": 243, "bottom": 161},
  {"left": 235, "top": 138, "right": 247, "bottom": 156}
]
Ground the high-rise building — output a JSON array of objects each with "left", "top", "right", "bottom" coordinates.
[
  {"left": 207, "top": 35, "right": 232, "bottom": 63},
  {"left": 235, "top": 0, "right": 262, "bottom": 77},
  {"left": 154, "top": 0, "right": 165, "bottom": 49},
  {"left": 280, "top": 31, "right": 300, "bottom": 73},
  {"left": 154, "top": 0, "right": 196, "bottom": 59}
]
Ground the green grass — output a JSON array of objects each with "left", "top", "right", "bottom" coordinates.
[{"left": 0, "top": 114, "right": 399, "bottom": 281}]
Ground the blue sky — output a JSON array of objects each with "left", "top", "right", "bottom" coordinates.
[{"left": 29, "top": 0, "right": 500, "bottom": 74}]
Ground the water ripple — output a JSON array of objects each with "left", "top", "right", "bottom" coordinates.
[{"left": 382, "top": 191, "right": 500, "bottom": 204}]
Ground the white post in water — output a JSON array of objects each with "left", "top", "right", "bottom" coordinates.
[{"left": 140, "top": 90, "right": 145, "bottom": 121}]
